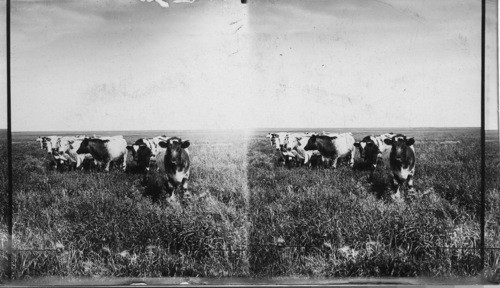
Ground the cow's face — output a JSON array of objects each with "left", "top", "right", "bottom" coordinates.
[
  {"left": 384, "top": 136, "right": 414, "bottom": 163},
  {"left": 304, "top": 135, "right": 318, "bottom": 151},
  {"left": 354, "top": 140, "right": 379, "bottom": 162},
  {"left": 159, "top": 138, "right": 190, "bottom": 165},
  {"left": 127, "top": 144, "right": 152, "bottom": 163},
  {"left": 57, "top": 139, "right": 69, "bottom": 154},
  {"left": 76, "top": 138, "right": 90, "bottom": 154}
]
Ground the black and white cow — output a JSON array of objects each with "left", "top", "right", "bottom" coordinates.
[
  {"left": 157, "top": 137, "right": 191, "bottom": 199},
  {"left": 304, "top": 133, "right": 355, "bottom": 169},
  {"left": 56, "top": 136, "right": 94, "bottom": 170},
  {"left": 384, "top": 134, "right": 416, "bottom": 200},
  {"left": 76, "top": 137, "right": 127, "bottom": 172},
  {"left": 126, "top": 139, "right": 154, "bottom": 174},
  {"left": 266, "top": 132, "right": 295, "bottom": 167},
  {"left": 354, "top": 133, "right": 394, "bottom": 178}
]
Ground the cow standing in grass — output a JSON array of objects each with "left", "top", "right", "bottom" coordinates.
[
  {"left": 284, "top": 134, "right": 322, "bottom": 167},
  {"left": 157, "top": 137, "right": 191, "bottom": 199},
  {"left": 354, "top": 133, "right": 394, "bottom": 179},
  {"left": 126, "top": 140, "right": 154, "bottom": 174},
  {"left": 266, "top": 132, "right": 295, "bottom": 167},
  {"left": 304, "top": 133, "right": 355, "bottom": 169},
  {"left": 76, "top": 137, "right": 127, "bottom": 172},
  {"left": 56, "top": 137, "right": 94, "bottom": 170},
  {"left": 36, "top": 136, "right": 66, "bottom": 170},
  {"left": 384, "top": 134, "right": 416, "bottom": 200}
]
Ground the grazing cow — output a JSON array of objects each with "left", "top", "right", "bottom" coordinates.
[
  {"left": 157, "top": 137, "right": 190, "bottom": 199},
  {"left": 266, "top": 132, "right": 295, "bottom": 167},
  {"left": 56, "top": 137, "right": 94, "bottom": 170},
  {"left": 384, "top": 134, "right": 416, "bottom": 200},
  {"left": 126, "top": 139, "right": 155, "bottom": 174},
  {"left": 37, "top": 136, "right": 66, "bottom": 169},
  {"left": 354, "top": 133, "right": 395, "bottom": 178},
  {"left": 304, "top": 133, "right": 355, "bottom": 169},
  {"left": 76, "top": 137, "right": 127, "bottom": 172},
  {"left": 284, "top": 134, "right": 322, "bottom": 167}
]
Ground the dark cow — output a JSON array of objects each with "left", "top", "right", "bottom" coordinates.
[
  {"left": 76, "top": 137, "right": 127, "bottom": 172},
  {"left": 304, "top": 133, "right": 355, "bottom": 169},
  {"left": 353, "top": 133, "right": 394, "bottom": 179},
  {"left": 384, "top": 134, "right": 416, "bottom": 200},
  {"left": 126, "top": 140, "right": 153, "bottom": 174},
  {"left": 157, "top": 137, "right": 190, "bottom": 199}
]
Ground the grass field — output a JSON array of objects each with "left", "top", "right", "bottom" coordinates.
[
  {"left": 0, "top": 128, "right": 499, "bottom": 281},
  {"left": 248, "top": 128, "right": 500, "bottom": 278},
  {"left": 1, "top": 130, "right": 249, "bottom": 278}
]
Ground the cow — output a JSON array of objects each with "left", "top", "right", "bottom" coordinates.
[
  {"left": 156, "top": 137, "right": 190, "bottom": 199},
  {"left": 304, "top": 133, "right": 355, "bottom": 169},
  {"left": 284, "top": 134, "right": 322, "bottom": 167},
  {"left": 126, "top": 138, "right": 156, "bottom": 174},
  {"left": 56, "top": 137, "right": 94, "bottom": 170},
  {"left": 37, "top": 136, "right": 66, "bottom": 170},
  {"left": 76, "top": 137, "right": 127, "bottom": 172},
  {"left": 353, "top": 133, "right": 395, "bottom": 179},
  {"left": 266, "top": 132, "right": 296, "bottom": 167},
  {"left": 384, "top": 134, "right": 416, "bottom": 200}
]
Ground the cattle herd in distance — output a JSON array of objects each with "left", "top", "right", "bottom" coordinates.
[
  {"left": 36, "top": 134, "right": 191, "bottom": 200},
  {"left": 267, "top": 131, "right": 416, "bottom": 200},
  {"left": 35, "top": 131, "right": 416, "bottom": 201}
]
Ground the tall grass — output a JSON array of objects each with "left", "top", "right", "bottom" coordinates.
[
  {"left": 248, "top": 130, "right": 494, "bottom": 277},
  {"left": 3, "top": 132, "right": 248, "bottom": 279}
]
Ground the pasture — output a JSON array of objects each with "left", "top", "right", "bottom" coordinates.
[
  {"left": 248, "top": 128, "right": 500, "bottom": 277},
  {"left": 1, "top": 130, "right": 249, "bottom": 278},
  {"left": 0, "top": 128, "right": 499, "bottom": 280}
]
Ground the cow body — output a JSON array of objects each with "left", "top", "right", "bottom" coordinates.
[
  {"left": 304, "top": 133, "right": 355, "bottom": 169},
  {"left": 354, "top": 133, "right": 394, "bottom": 178},
  {"left": 56, "top": 137, "right": 94, "bottom": 170},
  {"left": 384, "top": 134, "right": 416, "bottom": 200},
  {"left": 284, "top": 134, "right": 322, "bottom": 167},
  {"left": 157, "top": 137, "right": 190, "bottom": 199},
  {"left": 37, "top": 136, "right": 67, "bottom": 169},
  {"left": 76, "top": 137, "right": 127, "bottom": 172},
  {"left": 266, "top": 132, "right": 296, "bottom": 167}
]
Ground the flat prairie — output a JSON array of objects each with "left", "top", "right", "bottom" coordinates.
[{"left": 0, "top": 128, "right": 499, "bottom": 279}]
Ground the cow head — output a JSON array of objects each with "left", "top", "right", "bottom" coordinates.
[
  {"left": 158, "top": 137, "right": 190, "bottom": 165},
  {"left": 304, "top": 135, "right": 318, "bottom": 151},
  {"left": 76, "top": 138, "right": 90, "bottom": 154},
  {"left": 127, "top": 144, "right": 152, "bottom": 164},
  {"left": 384, "top": 135, "right": 415, "bottom": 164},
  {"left": 354, "top": 137, "right": 380, "bottom": 163}
]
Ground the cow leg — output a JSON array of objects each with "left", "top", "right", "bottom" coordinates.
[
  {"left": 391, "top": 175, "right": 404, "bottom": 201},
  {"left": 331, "top": 157, "right": 338, "bottom": 169},
  {"left": 407, "top": 174, "right": 415, "bottom": 194},
  {"left": 348, "top": 151, "right": 354, "bottom": 168},
  {"left": 369, "top": 164, "right": 376, "bottom": 180},
  {"left": 122, "top": 155, "right": 127, "bottom": 171},
  {"left": 104, "top": 161, "right": 111, "bottom": 172}
]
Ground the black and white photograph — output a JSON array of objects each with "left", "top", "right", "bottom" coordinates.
[{"left": 0, "top": 0, "right": 499, "bottom": 284}]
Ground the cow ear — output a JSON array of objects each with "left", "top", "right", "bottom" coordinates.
[
  {"left": 329, "top": 136, "right": 337, "bottom": 140},
  {"left": 181, "top": 140, "right": 190, "bottom": 149},
  {"left": 158, "top": 141, "right": 168, "bottom": 148},
  {"left": 384, "top": 139, "right": 393, "bottom": 145},
  {"left": 406, "top": 138, "right": 415, "bottom": 146},
  {"left": 126, "top": 145, "right": 134, "bottom": 151},
  {"left": 353, "top": 142, "right": 360, "bottom": 147}
]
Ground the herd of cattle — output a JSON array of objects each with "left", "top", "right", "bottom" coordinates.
[
  {"left": 34, "top": 131, "right": 416, "bottom": 200},
  {"left": 266, "top": 132, "right": 416, "bottom": 199},
  {"left": 35, "top": 135, "right": 191, "bottom": 198}
]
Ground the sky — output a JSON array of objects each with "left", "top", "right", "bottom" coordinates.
[{"left": 0, "top": 0, "right": 497, "bottom": 131}]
